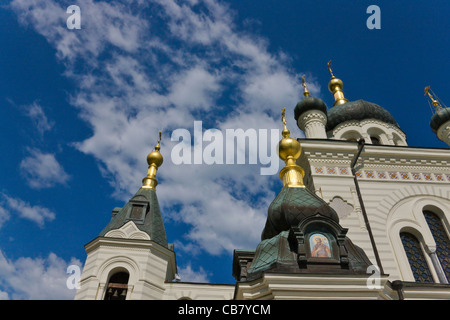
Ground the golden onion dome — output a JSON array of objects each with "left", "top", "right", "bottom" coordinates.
[
  {"left": 142, "top": 131, "right": 163, "bottom": 190},
  {"left": 279, "top": 109, "right": 301, "bottom": 161},
  {"left": 147, "top": 145, "right": 163, "bottom": 168},
  {"left": 328, "top": 77, "right": 344, "bottom": 93},
  {"left": 278, "top": 132, "right": 301, "bottom": 161},
  {"left": 278, "top": 109, "right": 304, "bottom": 188},
  {"left": 327, "top": 60, "right": 348, "bottom": 106}
]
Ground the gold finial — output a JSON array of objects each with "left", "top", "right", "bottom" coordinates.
[
  {"left": 155, "top": 131, "right": 162, "bottom": 151},
  {"left": 327, "top": 60, "right": 348, "bottom": 106},
  {"left": 327, "top": 60, "right": 335, "bottom": 79},
  {"left": 302, "top": 75, "right": 310, "bottom": 97},
  {"left": 281, "top": 108, "right": 289, "bottom": 137},
  {"left": 278, "top": 108, "right": 304, "bottom": 188},
  {"left": 142, "top": 131, "right": 164, "bottom": 189},
  {"left": 425, "top": 86, "right": 441, "bottom": 109}
]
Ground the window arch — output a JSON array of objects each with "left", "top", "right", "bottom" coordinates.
[
  {"left": 104, "top": 271, "right": 130, "bottom": 300},
  {"left": 340, "top": 130, "right": 362, "bottom": 142},
  {"left": 370, "top": 136, "right": 381, "bottom": 145},
  {"left": 366, "top": 127, "right": 387, "bottom": 145},
  {"left": 392, "top": 132, "right": 407, "bottom": 146},
  {"left": 400, "top": 232, "right": 434, "bottom": 283},
  {"left": 423, "top": 210, "right": 450, "bottom": 282}
]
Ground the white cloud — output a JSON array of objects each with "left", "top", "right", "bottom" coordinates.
[
  {"left": 0, "top": 250, "right": 81, "bottom": 300},
  {"left": 168, "top": 66, "right": 222, "bottom": 111},
  {"left": 177, "top": 263, "right": 211, "bottom": 283},
  {"left": 22, "top": 101, "right": 54, "bottom": 136},
  {"left": 0, "top": 290, "right": 9, "bottom": 300},
  {"left": 20, "top": 149, "right": 70, "bottom": 189},
  {"left": 10, "top": 0, "right": 147, "bottom": 62},
  {"left": 9, "top": 0, "right": 318, "bottom": 260},
  {"left": 0, "top": 207, "right": 10, "bottom": 230},
  {"left": 1, "top": 194, "right": 55, "bottom": 228}
]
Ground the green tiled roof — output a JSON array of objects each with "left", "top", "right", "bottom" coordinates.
[
  {"left": 99, "top": 187, "right": 168, "bottom": 248},
  {"left": 261, "top": 187, "right": 339, "bottom": 240},
  {"left": 247, "top": 231, "right": 295, "bottom": 275}
]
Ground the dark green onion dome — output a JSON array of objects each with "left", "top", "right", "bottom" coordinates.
[
  {"left": 430, "top": 107, "right": 450, "bottom": 133},
  {"left": 326, "top": 99, "right": 400, "bottom": 131},
  {"left": 294, "top": 96, "right": 328, "bottom": 121},
  {"left": 261, "top": 187, "right": 339, "bottom": 241}
]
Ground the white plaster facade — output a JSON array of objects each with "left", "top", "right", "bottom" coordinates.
[
  {"left": 75, "top": 221, "right": 235, "bottom": 300},
  {"left": 299, "top": 139, "right": 450, "bottom": 297}
]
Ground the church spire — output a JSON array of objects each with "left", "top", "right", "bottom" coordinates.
[
  {"left": 278, "top": 108, "right": 305, "bottom": 188},
  {"left": 142, "top": 131, "right": 163, "bottom": 190},
  {"left": 327, "top": 60, "right": 349, "bottom": 106}
]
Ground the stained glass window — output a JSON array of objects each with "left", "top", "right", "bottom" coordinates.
[
  {"left": 400, "top": 232, "right": 434, "bottom": 283},
  {"left": 423, "top": 211, "right": 450, "bottom": 282}
]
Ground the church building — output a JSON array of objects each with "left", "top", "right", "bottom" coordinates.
[{"left": 75, "top": 62, "right": 450, "bottom": 300}]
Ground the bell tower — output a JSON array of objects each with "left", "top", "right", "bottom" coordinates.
[{"left": 75, "top": 133, "right": 177, "bottom": 300}]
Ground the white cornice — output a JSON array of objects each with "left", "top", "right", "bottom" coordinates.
[{"left": 300, "top": 139, "right": 450, "bottom": 169}]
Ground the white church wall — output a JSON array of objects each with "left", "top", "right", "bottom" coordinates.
[
  {"left": 301, "top": 139, "right": 450, "bottom": 284},
  {"left": 75, "top": 235, "right": 177, "bottom": 300}
]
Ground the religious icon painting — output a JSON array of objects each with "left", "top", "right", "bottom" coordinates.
[{"left": 309, "top": 233, "right": 332, "bottom": 258}]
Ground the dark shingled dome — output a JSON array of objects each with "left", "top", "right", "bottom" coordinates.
[
  {"left": 430, "top": 108, "right": 450, "bottom": 133},
  {"left": 294, "top": 96, "right": 328, "bottom": 121},
  {"left": 326, "top": 99, "right": 399, "bottom": 131},
  {"left": 261, "top": 187, "right": 339, "bottom": 241}
]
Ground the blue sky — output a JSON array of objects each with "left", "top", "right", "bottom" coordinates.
[{"left": 0, "top": 0, "right": 448, "bottom": 299}]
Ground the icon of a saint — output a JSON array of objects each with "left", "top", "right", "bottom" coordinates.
[{"left": 310, "top": 235, "right": 331, "bottom": 258}]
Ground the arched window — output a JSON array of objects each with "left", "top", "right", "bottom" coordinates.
[
  {"left": 340, "top": 130, "right": 362, "bottom": 142},
  {"left": 370, "top": 136, "right": 381, "bottom": 145},
  {"left": 392, "top": 132, "right": 407, "bottom": 146},
  {"left": 104, "top": 271, "right": 129, "bottom": 300},
  {"left": 423, "top": 211, "right": 450, "bottom": 282},
  {"left": 400, "top": 232, "right": 434, "bottom": 283}
]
